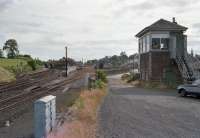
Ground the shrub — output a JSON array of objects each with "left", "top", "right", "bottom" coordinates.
[
  {"left": 23, "top": 54, "right": 32, "bottom": 59},
  {"left": 96, "top": 70, "right": 107, "bottom": 83},
  {"left": 34, "top": 58, "right": 44, "bottom": 66},
  {"left": 16, "top": 54, "right": 32, "bottom": 60},
  {"left": 3, "top": 61, "right": 32, "bottom": 75},
  {"left": 95, "top": 80, "right": 106, "bottom": 89},
  {"left": 121, "top": 73, "right": 129, "bottom": 80},
  {"left": 126, "top": 72, "right": 140, "bottom": 83},
  {"left": 27, "top": 60, "right": 36, "bottom": 71},
  {"left": 0, "top": 49, "right": 4, "bottom": 58}
]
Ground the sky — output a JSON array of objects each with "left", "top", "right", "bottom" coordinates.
[{"left": 0, "top": 0, "right": 200, "bottom": 61}]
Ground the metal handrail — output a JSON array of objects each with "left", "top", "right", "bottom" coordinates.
[
  {"left": 175, "top": 55, "right": 190, "bottom": 80},
  {"left": 185, "top": 54, "right": 200, "bottom": 80}
]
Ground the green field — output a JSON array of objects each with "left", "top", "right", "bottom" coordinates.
[
  {"left": 0, "top": 58, "right": 32, "bottom": 82},
  {"left": 0, "top": 58, "right": 44, "bottom": 83},
  {"left": 0, "top": 66, "right": 15, "bottom": 82},
  {"left": 0, "top": 58, "right": 32, "bottom": 74},
  {"left": 0, "top": 58, "right": 28, "bottom": 68}
]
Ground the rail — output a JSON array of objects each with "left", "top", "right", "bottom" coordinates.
[{"left": 0, "top": 70, "right": 85, "bottom": 112}]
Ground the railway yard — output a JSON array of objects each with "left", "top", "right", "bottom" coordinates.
[{"left": 0, "top": 66, "right": 93, "bottom": 138}]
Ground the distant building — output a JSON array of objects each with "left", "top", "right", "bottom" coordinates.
[{"left": 135, "top": 18, "right": 200, "bottom": 82}]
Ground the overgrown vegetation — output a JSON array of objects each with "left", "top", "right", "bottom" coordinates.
[
  {"left": 94, "top": 70, "right": 107, "bottom": 89},
  {"left": 0, "top": 57, "right": 43, "bottom": 76},
  {"left": 87, "top": 52, "right": 138, "bottom": 69},
  {"left": 96, "top": 70, "right": 107, "bottom": 83},
  {"left": 121, "top": 72, "right": 140, "bottom": 83},
  {"left": 27, "top": 60, "right": 37, "bottom": 71},
  {"left": 95, "top": 79, "right": 106, "bottom": 89},
  {"left": 48, "top": 69, "right": 108, "bottom": 138},
  {"left": 49, "top": 89, "right": 107, "bottom": 138},
  {"left": 0, "top": 49, "right": 4, "bottom": 58},
  {"left": 0, "top": 67, "right": 15, "bottom": 82},
  {"left": 0, "top": 59, "right": 31, "bottom": 75},
  {"left": 0, "top": 39, "right": 44, "bottom": 82}
]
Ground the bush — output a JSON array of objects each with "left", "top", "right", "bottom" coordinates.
[
  {"left": 34, "top": 58, "right": 44, "bottom": 66},
  {"left": 96, "top": 70, "right": 107, "bottom": 83},
  {"left": 95, "top": 80, "right": 106, "bottom": 89},
  {"left": 16, "top": 54, "right": 32, "bottom": 60},
  {"left": 27, "top": 60, "right": 36, "bottom": 71},
  {"left": 23, "top": 54, "right": 32, "bottom": 59},
  {"left": 0, "top": 49, "right": 4, "bottom": 58},
  {"left": 121, "top": 73, "right": 129, "bottom": 80},
  {"left": 5, "top": 63, "right": 31, "bottom": 75},
  {"left": 126, "top": 72, "right": 140, "bottom": 83}
]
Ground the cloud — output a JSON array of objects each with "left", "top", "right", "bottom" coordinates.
[
  {"left": 0, "top": 0, "right": 200, "bottom": 60},
  {"left": 123, "top": 1, "right": 155, "bottom": 11},
  {"left": 193, "top": 23, "right": 200, "bottom": 28},
  {"left": 112, "top": 1, "right": 156, "bottom": 17},
  {"left": 19, "top": 38, "right": 137, "bottom": 61},
  {"left": 112, "top": 0, "right": 196, "bottom": 17},
  {"left": 0, "top": 0, "right": 14, "bottom": 11},
  {"left": 72, "top": 39, "right": 133, "bottom": 46},
  {"left": 192, "top": 23, "right": 200, "bottom": 32},
  {"left": 162, "top": 0, "right": 190, "bottom": 7}
]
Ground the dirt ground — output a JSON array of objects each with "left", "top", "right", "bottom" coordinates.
[{"left": 98, "top": 75, "right": 200, "bottom": 138}]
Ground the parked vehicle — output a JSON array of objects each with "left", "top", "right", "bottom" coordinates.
[{"left": 177, "top": 79, "right": 200, "bottom": 97}]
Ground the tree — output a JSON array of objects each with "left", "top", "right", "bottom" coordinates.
[
  {"left": 120, "top": 51, "right": 127, "bottom": 57},
  {"left": 110, "top": 55, "right": 119, "bottom": 67},
  {"left": 0, "top": 49, "right": 4, "bottom": 58},
  {"left": 120, "top": 51, "right": 128, "bottom": 64},
  {"left": 3, "top": 39, "right": 19, "bottom": 58},
  {"left": 191, "top": 49, "right": 194, "bottom": 57},
  {"left": 27, "top": 60, "right": 36, "bottom": 71}
]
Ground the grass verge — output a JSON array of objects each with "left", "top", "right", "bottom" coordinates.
[
  {"left": 0, "top": 58, "right": 43, "bottom": 82},
  {"left": 48, "top": 88, "right": 107, "bottom": 138},
  {"left": 0, "top": 66, "right": 15, "bottom": 82},
  {"left": 0, "top": 58, "right": 27, "bottom": 68}
]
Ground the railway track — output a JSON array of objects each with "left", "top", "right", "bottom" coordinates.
[
  {"left": 0, "top": 69, "right": 86, "bottom": 112},
  {"left": 0, "top": 70, "right": 54, "bottom": 93},
  {"left": 0, "top": 67, "right": 93, "bottom": 127}
]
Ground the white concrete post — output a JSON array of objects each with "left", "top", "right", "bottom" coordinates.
[{"left": 34, "top": 95, "right": 56, "bottom": 138}]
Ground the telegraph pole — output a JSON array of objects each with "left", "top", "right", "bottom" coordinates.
[
  {"left": 65, "top": 46, "right": 68, "bottom": 77},
  {"left": 133, "top": 54, "right": 135, "bottom": 73}
]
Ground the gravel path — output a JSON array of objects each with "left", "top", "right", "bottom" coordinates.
[{"left": 98, "top": 75, "right": 200, "bottom": 138}]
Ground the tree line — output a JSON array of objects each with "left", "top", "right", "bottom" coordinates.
[
  {"left": 0, "top": 39, "right": 44, "bottom": 72},
  {"left": 87, "top": 52, "right": 139, "bottom": 68}
]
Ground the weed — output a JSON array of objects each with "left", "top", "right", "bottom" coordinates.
[
  {"left": 48, "top": 89, "right": 107, "bottom": 138},
  {"left": 96, "top": 70, "right": 107, "bottom": 83}
]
